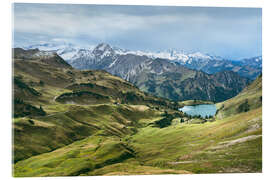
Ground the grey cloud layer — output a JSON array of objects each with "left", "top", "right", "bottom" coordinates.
[{"left": 13, "top": 3, "right": 262, "bottom": 59}]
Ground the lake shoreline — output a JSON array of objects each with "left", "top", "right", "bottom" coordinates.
[{"left": 179, "top": 104, "right": 217, "bottom": 118}]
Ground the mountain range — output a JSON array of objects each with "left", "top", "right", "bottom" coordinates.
[
  {"left": 15, "top": 44, "right": 254, "bottom": 102},
  {"left": 22, "top": 42, "right": 262, "bottom": 80}
]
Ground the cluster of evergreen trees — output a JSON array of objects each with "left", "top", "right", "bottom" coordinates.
[{"left": 14, "top": 98, "right": 46, "bottom": 118}]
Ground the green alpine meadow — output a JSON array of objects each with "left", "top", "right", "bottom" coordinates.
[{"left": 12, "top": 3, "right": 262, "bottom": 177}]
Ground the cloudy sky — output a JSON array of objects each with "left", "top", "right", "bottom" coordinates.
[{"left": 13, "top": 3, "right": 262, "bottom": 59}]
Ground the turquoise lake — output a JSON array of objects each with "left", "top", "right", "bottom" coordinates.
[{"left": 179, "top": 104, "right": 217, "bottom": 118}]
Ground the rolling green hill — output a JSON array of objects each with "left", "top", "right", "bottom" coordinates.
[{"left": 12, "top": 50, "right": 262, "bottom": 176}]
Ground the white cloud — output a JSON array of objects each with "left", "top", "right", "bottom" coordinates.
[{"left": 13, "top": 7, "right": 214, "bottom": 38}]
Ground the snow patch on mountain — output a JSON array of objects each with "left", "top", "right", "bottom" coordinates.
[{"left": 108, "top": 59, "right": 117, "bottom": 68}]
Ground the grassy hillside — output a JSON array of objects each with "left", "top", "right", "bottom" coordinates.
[
  {"left": 14, "top": 106, "right": 262, "bottom": 176},
  {"left": 216, "top": 74, "right": 262, "bottom": 119},
  {"left": 12, "top": 51, "right": 262, "bottom": 176}
]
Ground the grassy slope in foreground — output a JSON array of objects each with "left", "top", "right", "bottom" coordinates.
[
  {"left": 14, "top": 75, "right": 262, "bottom": 176},
  {"left": 14, "top": 107, "right": 262, "bottom": 176}
]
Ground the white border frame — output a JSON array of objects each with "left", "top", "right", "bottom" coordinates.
[{"left": 1, "top": 0, "right": 269, "bottom": 180}]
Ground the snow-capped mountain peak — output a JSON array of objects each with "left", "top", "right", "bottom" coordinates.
[
  {"left": 92, "top": 43, "right": 115, "bottom": 59},
  {"left": 95, "top": 43, "right": 111, "bottom": 51}
]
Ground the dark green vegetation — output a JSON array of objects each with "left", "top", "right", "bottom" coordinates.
[
  {"left": 55, "top": 91, "right": 111, "bottom": 105},
  {"left": 13, "top": 98, "right": 46, "bottom": 118},
  {"left": 12, "top": 49, "right": 262, "bottom": 176}
]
